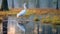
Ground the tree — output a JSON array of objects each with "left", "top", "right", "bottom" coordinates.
[
  {"left": 56, "top": 0, "right": 59, "bottom": 10},
  {"left": 12, "top": 0, "right": 14, "bottom": 8},
  {"left": 0, "top": 0, "right": 9, "bottom": 11},
  {"left": 36, "top": 0, "right": 39, "bottom": 8}
]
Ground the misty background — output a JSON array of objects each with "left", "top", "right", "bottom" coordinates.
[{"left": 0, "top": 0, "right": 60, "bottom": 9}]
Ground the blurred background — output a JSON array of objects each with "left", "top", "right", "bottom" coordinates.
[
  {"left": 0, "top": 0, "right": 60, "bottom": 34},
  {"left": 0, "top": 0, "right": 60, "bottom": 9}
]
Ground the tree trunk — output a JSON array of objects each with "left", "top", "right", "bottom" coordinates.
[
  {"left": 0, "top": 0, "right": 9, "bottom": 11},
  {"left": 36, "top": 0, "right": 39, "bottom": 8},
  {"left": 12, "top": 0, "right": 14, "bottom": 8},
  {"left": 56, "top": 0, "right": 59, "bottom": 10}
]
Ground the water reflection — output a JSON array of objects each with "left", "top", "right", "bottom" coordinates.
[{"left": 7, "top": 16, "right": 60, "bottom": 34}]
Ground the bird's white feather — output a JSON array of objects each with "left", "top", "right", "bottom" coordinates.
[{"left": 17, "top": 3, "right": 27, "bottom": 17}]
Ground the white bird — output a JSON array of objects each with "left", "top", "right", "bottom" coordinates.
[
  {"left": 17, "top": 3, "right": 27, "bottom": 18},
  {"left": 16, "top": 3, "right": 27, "bottom": 33}
]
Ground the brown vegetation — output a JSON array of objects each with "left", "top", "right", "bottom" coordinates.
[{"left": 0, "top": 8, "right": 60, "bottom": 16}]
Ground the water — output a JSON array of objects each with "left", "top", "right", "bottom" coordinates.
[{"left": 7, "top": 15, "right": 60, "bottom": 34}]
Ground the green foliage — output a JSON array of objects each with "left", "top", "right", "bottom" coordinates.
[
  {"left": 52, "top": 16, "right": 60, "bottom": 25},
  {"left": 42, "top": 16, "right": 60, "bottom": 25},
  {"left": 42, "top": 16, "right": 52, "bottom": 24}
]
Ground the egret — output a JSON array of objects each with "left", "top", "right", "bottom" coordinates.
[
  {"left": 16, "top": 3, "right": 27, "bottom": 33},
  {"left": 17, "top": 3, "right": 27, "bottom": 18}
]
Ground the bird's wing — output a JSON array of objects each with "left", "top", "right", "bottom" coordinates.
[{"left": 17, "top": 10, "right": 26, "bottom": 17}]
